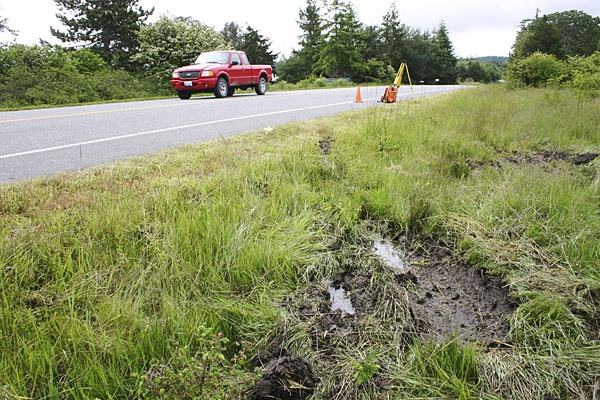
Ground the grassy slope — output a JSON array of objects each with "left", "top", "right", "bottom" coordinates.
[{"left": 0, "top": 85, "right": 598, "bottom": 399}]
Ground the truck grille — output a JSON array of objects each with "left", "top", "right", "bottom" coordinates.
[{"left": 180, "top": 71, "right": 199, "bottom": 79}]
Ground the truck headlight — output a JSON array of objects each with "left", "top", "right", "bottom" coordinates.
[
  {"left": 172, "top": 71, "right": 180, "bottom": 78},
  {"left": 201, "top": 70, "right": 214, "bottom": 77}
]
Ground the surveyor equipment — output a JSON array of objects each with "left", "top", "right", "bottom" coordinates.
[{"left": 381, "top": 63, "right": 412, "bottom": 103}]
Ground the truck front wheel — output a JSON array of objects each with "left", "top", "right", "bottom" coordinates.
[
  {"left": 255, "top": 76, "right": 267, "bottom": 95},
  {"left": 177, "top": 90, "right": 192, "bottom": 100},
  {"left": 214, "top": 77, "right": 229, "bottom": 98}
]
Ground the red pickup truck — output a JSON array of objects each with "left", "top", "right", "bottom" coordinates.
[{"left": 171, "top": 50, "right": 273, "bottom": 99}]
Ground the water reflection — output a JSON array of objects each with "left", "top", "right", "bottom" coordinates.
[
  {"left": 373, "top": 238, "right": 409, "bottom": 272},
  {"left": 326, "top": 280, "right": 355, "bottom": 315}
]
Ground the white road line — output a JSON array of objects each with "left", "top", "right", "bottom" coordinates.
[{"left": 0, "top": 98, "right": 379, "bottom": 160}]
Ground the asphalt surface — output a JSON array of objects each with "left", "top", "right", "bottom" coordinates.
[{"left": 0, "top": 85, "right": 466, "bottom": 184}]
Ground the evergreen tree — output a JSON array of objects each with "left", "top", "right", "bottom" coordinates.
[
  {"left": 279, "top": 0, "right": 324, "bottom": 82},
  {"left": 221, "top": 22, "right": 244, "bottom": 50},
  {"left": 315, "top": 0, "right": 366, "bottom": 80},
  {"left": 380, "top": 2, "right": 407, "bottom": 69},
  {"left": 403, "top": 28, "right": 436, "bottom": 84},
  {"left": 277, "top": 52, "right": 309, "bottom": 83},
  {"left": 363, "top": 25, "right": 382, "bottom": 61},
  {"left": 279, "top": 0, "right": 460, "bottom": 84},
  {"left": 51, "top": 0, "right": 153, "bottom": 68},
  {"left": 241, "top": 26, "right": 277, "bottom": 66},
  {"left": 432, "top": 21, "right": 458, "bottom": 84},
  {"left": 0, "top": 16, "right": 7, "bottom": 33},
  {"left": 297, "top": 0, "right": 325, "bottom": 71},
  {"left": 362, "top": 25, "right": 390, "bottom": 82}
]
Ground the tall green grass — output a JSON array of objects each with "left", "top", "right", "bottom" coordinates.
[{"left": 1, "top": 85, "right": 598, "bottom": 398}]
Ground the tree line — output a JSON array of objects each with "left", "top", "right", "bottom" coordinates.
[
  {"left": 1, "top": 1, "right": 599, "bottom": 108},
  {"left": 278, "top": 0, "right": 459, "bottom": 84},
  {"left": 1, "top": 0, "right": 461, "bottom": 87}
]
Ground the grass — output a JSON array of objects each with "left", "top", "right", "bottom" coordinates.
[{"left": 0, "top": 85, "right": 599, "bottom": 399}]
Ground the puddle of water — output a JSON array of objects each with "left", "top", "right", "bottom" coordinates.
[
  {"left": 374, "top": 238, "right": 409, "bottom": 273},
  {"left": 326, "top": 280, "right": 355, "bottom": 315}
]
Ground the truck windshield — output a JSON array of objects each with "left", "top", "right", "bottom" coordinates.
[{"left": 195, "top": 52, "right": 230, "bottom": 64}]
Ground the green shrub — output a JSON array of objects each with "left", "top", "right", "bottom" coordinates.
[
  {"left": 296, "top": 75, "right": 328, "bottom": 88},
  {"left": 505, "top": 52, "right": 568, "bottom": 87},
  {"left": 134, "top": 330, "right": 255, "bottom": 399},
  {"left": 0, "top": 44, "right": 167, "bottom": 108},
  {"left": 569, "top": 52, "right": 600, "bottom": 97},
  {"left": 506, "top": 51, "right": 600, "bottom": 95}
]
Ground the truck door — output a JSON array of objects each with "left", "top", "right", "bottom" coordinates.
[{"left": 228, "top": 53, "right": 245, "bottom": 86}]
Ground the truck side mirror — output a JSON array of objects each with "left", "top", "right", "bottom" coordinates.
[{"left": 231, "top": 60, "right": 239, "bottom": 66}]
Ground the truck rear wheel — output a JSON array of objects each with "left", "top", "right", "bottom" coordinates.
[
  {"left": 255, "top": 76, "right": 267, "bottom": 95},
  {"left": 214, "top": 77, "right": 229, "bottom": 98}
]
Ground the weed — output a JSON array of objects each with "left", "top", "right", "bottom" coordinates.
[{"left": 353, "top": 352, "right": 381, "bottom": 386}]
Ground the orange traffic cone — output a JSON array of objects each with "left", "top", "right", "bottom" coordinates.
[{"left": 354, "top": 86, "right": 363, "bottom": 103}]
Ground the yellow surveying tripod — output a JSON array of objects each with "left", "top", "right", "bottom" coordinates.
[{"left": 381, "top": 63, "right": 413, "bottom": 103}]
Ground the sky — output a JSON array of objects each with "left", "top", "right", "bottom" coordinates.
[{"left": 1, "top": 0, "right": 599, "bottom": 59}]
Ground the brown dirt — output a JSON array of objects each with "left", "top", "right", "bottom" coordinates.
[
  {"left": 397, "top": 238, "right": 515, "bottom": 344},
  {"left": 571, "top": 152, "right": 599, "bottom": 165},
  {"left": 318, "top": 136, "right": 334, "bottom": 155},
  {"left": 249, "top": 347, "right": 316, "bottom": 400}
]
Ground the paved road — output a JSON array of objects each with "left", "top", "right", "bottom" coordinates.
[{"left": 0, "top": 85, "right": 465, "bottom": 184}]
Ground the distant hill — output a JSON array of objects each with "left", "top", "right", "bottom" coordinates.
[
  {"left": 464, "top": 56, "right": 509, "bottom": 66},
  {"left": 477, "top": 56, "right": 508, "bottom": 63}
]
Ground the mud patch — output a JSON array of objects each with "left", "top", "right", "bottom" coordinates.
[
  {"left": 249, "top": 347, "right": 316, "bottom": 400},
  {"left": 318, "top": 237, "right": 513, "bottom": 345},
  {"left": 572, "top": 152, "right": 599, "bottom": 166},
  {"left": 507, "top": 148, "right": 571, "bottom": 165},
  {"left": 253, "top": 234, "right": 515, "bottom": 398},
  {"left": 471, "top": 149, "right": 599, "bottom": 169},
  {"left": 377, "top": 238, "right": 515, "bottom": 344},
  {"left": 318, "top": 136, "right": 334, "bottom": 155}
]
